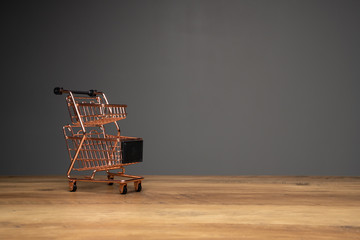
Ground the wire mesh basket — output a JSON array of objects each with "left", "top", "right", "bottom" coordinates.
[
  {"left": 66, "top": 96, "right": 128, "bottom": 127},
  {"left": 64, "top": 128, "right": 142, "bottom": 171}
]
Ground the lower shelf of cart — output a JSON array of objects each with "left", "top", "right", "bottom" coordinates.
[
  {"left": 73, "top": 162, "right": 140, "bottom": 171},
  {"left": 68, "top": 175, "right": 144, "bottom": 183}
]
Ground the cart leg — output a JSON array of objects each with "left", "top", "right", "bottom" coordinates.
[
  {"left": 69, "top": 181, "right": 77, "bottom": 192},
  {"left": 119, "top": 184, "right": 127, "bottom": 194},
  {"left": 134, "top": 181, "right": 142, "bottom": 192},
  {"left": 107, "top": 175, "right": 114, "bottom": 185}
]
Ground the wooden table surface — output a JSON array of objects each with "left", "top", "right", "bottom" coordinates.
[{"left": 0, "top": 175, "right": 359, "bottom": 239}]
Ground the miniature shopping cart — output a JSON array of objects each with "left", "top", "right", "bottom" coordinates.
[{"left": 54, "top": 87, "right": 143, "bottom": 194}]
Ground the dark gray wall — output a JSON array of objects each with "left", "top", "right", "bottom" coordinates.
[{"left": 2, "top": 0, "right": 360, "bottom": 175}]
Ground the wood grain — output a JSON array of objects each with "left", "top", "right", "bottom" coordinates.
[{"left": 0, "top": 175, "right": 359, "bottom": 239}]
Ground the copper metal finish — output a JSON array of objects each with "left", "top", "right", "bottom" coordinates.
[{"left": 56, "top": 88, "right": 143, "bottom": 194}]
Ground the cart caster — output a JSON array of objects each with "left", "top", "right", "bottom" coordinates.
[
  {"left": 134, "top": 181, "right": 142, "bottom": 192},
  {"left": 107, "top": 175, "right": 114, "bottom": 185},
  {"left": 119, "top": 184, "right": 127, "bottom": 194},
  {"left": 69, "top": 181, "right": 77, "bottom": 192}
]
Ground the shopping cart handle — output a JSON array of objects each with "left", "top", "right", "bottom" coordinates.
[{"left": 54, "top": 87, "right": 100, "bottom": 97}]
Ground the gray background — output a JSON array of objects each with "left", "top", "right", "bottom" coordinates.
[{"left": 2, "top": 0, "right": 360, "bottom": 175}]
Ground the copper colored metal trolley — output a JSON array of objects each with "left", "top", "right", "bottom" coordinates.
[{"left": 54, "top": 87, "right": 143, "bottom": 194}]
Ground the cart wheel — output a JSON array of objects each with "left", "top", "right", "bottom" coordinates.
[
  {"left": 107, "top": 175, "right": 114, "bottom": 185},
  {"left": 120, "top": 184, "right": 127, "bottom": 194},
  {"left": 135, "top": 182, "right": 142, "bottom": 192},
  {"left": 69, "top": 181, "right": 77, "bottom": 192}
]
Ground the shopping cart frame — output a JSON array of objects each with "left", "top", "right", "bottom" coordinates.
[{"left": 54, "top": 87, "right": 144, "bottom": 194}]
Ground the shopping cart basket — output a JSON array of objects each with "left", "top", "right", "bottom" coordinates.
[{"left": 54, "top": 87, "right": 143, "bottom": 194}]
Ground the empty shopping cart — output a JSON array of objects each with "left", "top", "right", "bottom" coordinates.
[{"left": 54, "top": 87, "right": 143, "bottom": 194}]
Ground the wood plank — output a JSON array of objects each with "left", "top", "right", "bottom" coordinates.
[{"left": 0, "top": 175, "right": 359, "bottom": 239}]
